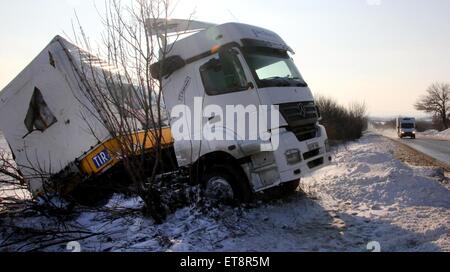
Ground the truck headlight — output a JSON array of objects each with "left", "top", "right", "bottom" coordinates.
[{"left": 285, "top": 149, "right": 302, "bottom": 165}]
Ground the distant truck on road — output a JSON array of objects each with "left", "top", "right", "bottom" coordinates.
[{"left": 397, "top": 117, "right": 416, "bottom": 139}]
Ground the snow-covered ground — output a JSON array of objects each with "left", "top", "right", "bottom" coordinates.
[
  {"left": 0, "top": 133, "right": 449, "bottom": 252},
  {"left": 419, "top": 129, "right": 450, "bottom": 141}
]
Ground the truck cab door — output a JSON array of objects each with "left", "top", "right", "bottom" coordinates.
[{"left": 195, "top": 46, "right": 261, "bottom": 154}]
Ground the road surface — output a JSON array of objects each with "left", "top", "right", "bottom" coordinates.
[
  {"left": 374, "top": 129, "right": 450, "bottom": 167},
  {"left": 398, "top": 137, "right": 450, "bottom": 167}
]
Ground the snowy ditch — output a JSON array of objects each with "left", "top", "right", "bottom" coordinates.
[
  {"left": 419, "top": 129, "right": 450, "bottom": 141},
  {"left": 0, "top": 133, "right": 449, "bottom": 252}
]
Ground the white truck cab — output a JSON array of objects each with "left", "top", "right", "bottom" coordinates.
[
  {"left": 151, "top": 22, "right": 331, "bottom": 200},
  {"left": 397, "top": 117, "right": 416, "bottom": 139}
]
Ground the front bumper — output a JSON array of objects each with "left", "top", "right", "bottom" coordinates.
[
  {"left": 249, "top": 125, "right": 331, "bottom": 192},
  {"left": 400, "top": 132, "right": 416, "bottom": 138}
]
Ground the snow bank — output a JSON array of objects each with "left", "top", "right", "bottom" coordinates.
[
  {"left": 0, "top": 134, "right": 449, "bottom": 252},
  {"left": 419, "top": 129, "right": 450, "bottom": 140},
  {"left": 421, "top": 130, "right": 440, "bottom": 136},
  {"left": 302, "top": 133, "right": 450, "bottom": 251},
  {"left": 437, "top": 129, "right": 450, "bottom": 138},
  {"left": 307, "top": 134, "right": 449, "bottom": 207}
]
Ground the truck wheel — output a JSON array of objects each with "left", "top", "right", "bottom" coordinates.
[
  {"left": 281, "top": 180, "right": 301, "bottom": 195},
  {"left": 202, "top": 164, "right": 253, "bottom": 204},
  {"left": 68, "top": 183, "right": 114, "bottom": 207}
]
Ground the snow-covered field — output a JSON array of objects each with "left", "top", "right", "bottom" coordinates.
[
  {"left": 419, "top": 129, "right": 450, "bottom": 141},
  {"left": 0, "top": 133, "right": 449, "bottom": 252}
]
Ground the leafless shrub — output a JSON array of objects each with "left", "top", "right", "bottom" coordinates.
[
  {"left": 0, "top": 148, "right": 75, "bottom": 223},
  {"left": 0, "top": 149, "right": 29, "bottom": 210},
  {"left": 315, "top": 95, "right": 368, "bottom": 142},
  {"left": 0, "top": 150, "right": 24, "bottom": 187}
]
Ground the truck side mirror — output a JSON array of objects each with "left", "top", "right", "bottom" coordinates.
[{"left": 150, "top": 55, "right": 185, "bottom": 79}]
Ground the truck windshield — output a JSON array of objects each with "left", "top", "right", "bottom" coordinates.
[
  {"left": 401, "top": 123, "right": 415, "bottom": 129},
  {"left": 244, "top": 47, "right": 308, "bottom": 88}
]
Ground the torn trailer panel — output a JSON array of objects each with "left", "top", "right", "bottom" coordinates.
[{"left": 0, "top": 36, "right": 173, "bottom": 197}]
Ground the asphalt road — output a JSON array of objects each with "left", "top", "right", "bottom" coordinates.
[{"left": 399, "top": 136, "right": 450, "bottom": 167}]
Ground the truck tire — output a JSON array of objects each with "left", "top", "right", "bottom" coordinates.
[
  {"left": 281, "top": 180, "right": 301, "bottom": 195},
  {"left": 202, "top": 164, "right": 253, "bottom": 204},
  {"left": 68, "top": 182, "right": 114, "bottom": 207}
]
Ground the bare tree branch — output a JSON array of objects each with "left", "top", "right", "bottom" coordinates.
[
  {"left": 66, "top": 0, "right": 191, "bottom": 223},
  {"left": 415, "top": 82, "right": 450, "bottom": 130}
]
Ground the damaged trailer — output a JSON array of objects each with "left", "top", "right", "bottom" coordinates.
[{"left": 0, "top": 36, "right": 173, "bottom": 199}]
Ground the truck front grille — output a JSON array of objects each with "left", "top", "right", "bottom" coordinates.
[
  {"left": 303, "top": 148, "right": 321, "bottom": 160},
  {"left": 308, "top": 157, "right": 324, "bottom": 169},
  {"left": 279, "top": 101, "right": 319, "bottom": 142}
]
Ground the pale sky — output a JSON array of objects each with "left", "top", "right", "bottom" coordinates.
[{"left": 1, "top": 0, "right": 449, "bottom": 117}]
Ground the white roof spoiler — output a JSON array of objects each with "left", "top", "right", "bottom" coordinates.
[{"left": 145, "top": 19, "right": 216, "bottom": 36}]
